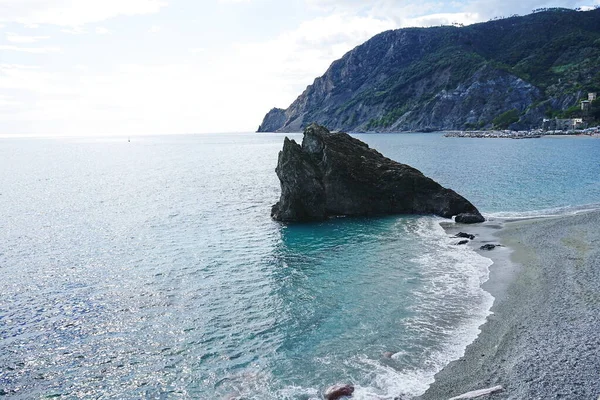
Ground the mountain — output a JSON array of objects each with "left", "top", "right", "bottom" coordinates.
[{"left": 258, "top": 8, "right": 600, "bottom": 133}]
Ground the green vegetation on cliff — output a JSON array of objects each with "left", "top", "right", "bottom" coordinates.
[{"left": 259, "top": 8, "right": 600, "bottom": 132}]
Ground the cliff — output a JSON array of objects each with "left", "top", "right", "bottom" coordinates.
[
  {"left": 272, "top": 124, "right": 484, "bottom": 223},
  {"left": 259, "top": 8, "right": 600, "bottom": 132}
]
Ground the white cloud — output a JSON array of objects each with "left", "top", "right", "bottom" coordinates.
[
  {"left": 236, "top": 13, "right": 396, "bottom": 93},
  {"left": 60, "top": 27, "right": 86, "bottom": 34},
  {"left": 0, "top": 0, "right": 168, "bottom": 27},
  {"left": 188, "top": 47, "right": 205, "bottom": 54},
  {"left": 403, "top": 12, "right": 483, "bottom": 27},
  {"left": 5, "top": 32, "right": 50, "bottom": 43},
  {"left": 95, "top": 27, "right": 111, "bottom": 35},
  {"left": 0, "top": 45, "right": 61, "bottom": 53},
  {"left": 149, "top": 25, "right": 161, "bottom": 33},
  {"left": 0, "top": 94, "right": 23, "bottom": 107}
]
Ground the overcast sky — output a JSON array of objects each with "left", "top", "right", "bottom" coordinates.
[{"left": 0, "top": 0, "right": 597, "bottom": 136}]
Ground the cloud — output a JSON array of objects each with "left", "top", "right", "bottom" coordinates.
[
  {"left": 188, "top": 47, "right": 205, "bottom": 54},
  {"left": 149, "top": 25, "right": 161, "bottom": 33},
  {"left": 0, "top": 63, "right": 251, "bottom": 135},
  {"left": 0, "top": 45, "right": 61, "bottom": 53},
  {"left": 0, "top": 0, "right": 168, "bottom": 27},
  {"left": 403, "top": 12, "right": 483, "bottom": 27},
  {"left": 5, "top": 32, "right": 50, "bottom": 43},
  {"left": 95, "top": 27, "right": 111, "bottom": 35},
  {"left": 305, "top": 0, "right": 598, "bottom": 27},
  {"left": 60, "top": 27, "right": 86, "bottom": 34},
  {"left": 0, "top": 94, "right": 23, "bottom": 107}
]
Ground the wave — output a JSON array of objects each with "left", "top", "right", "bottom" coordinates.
[
  {"left": 486, "top": 202, "right": 600, "bottom": 219},
  {"left": 226, "top": 216, "right": 495, "bottom": 400}
]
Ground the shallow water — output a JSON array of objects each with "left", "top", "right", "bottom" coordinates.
[{"left": 1, "top": 133, "right": 599, "bottom": 399}]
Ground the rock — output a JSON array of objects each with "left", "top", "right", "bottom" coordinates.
[
  {"left": 455, "top": 232, "right": 475, "bottom": 240},
  {"left": 324, "top": 384, "right": 354, "bottom": 400},
  {"left": 382, "top": 351, "right": 395, "bottom": 358},
  {"left": 456, "top": 240, "right": 469, "bottom": 245},
  {"left": 480, "top": 244, "right": 497, "bottom": 250},
  {"left": 272, "top": 124, "right": 485, "bottom": 222},
  {"left": 257, "top": 108, "right": 286, "bottom": 132},
  {"left": 455, "top": 213, "right": 485, "bottom": 224}
]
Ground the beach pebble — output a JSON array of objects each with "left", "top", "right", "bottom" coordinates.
[
  {"left": 324, "top": 384, "right": 354, "bottom": 400},
  {"left": 480, "top": 244, "right": 498, "bottom": 250}
]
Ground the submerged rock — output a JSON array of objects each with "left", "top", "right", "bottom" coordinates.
[
  {"left": 272, "top": 124, "right": 484, "bottom": 223},
  {"left": 455, "top": 232, "right": 475, "bottom": 240},
  {"left": 456, "top": 240, "right": 469, "bottom": 245},
  {"left": 324, "top": 384, "right": 355, "bottom": 400},
  {"left": 480, "top": 244, "right": 498, "bottom": 250}
]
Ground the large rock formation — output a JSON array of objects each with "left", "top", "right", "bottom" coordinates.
[
  {"left": 271, "top": 124, "right": 484, "bottom": 222},
  {"left": 258, "top": 9, "right": 600, "bottom": 133}
]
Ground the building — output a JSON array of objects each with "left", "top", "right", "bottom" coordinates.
[
  {"left": 542, "top": 118, "right": 586, "bottom": 131},
  {"left": 589, "top": 93, "right": 597, "bottom": 101},
  {"left": 581, "top": 100, "right": 591, "bottom": 112}
]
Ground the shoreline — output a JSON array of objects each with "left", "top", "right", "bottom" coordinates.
[{"left": 418, "top": 210, "right": 600, "bottom": 399}]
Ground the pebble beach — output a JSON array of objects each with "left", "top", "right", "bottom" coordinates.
[{"left": 420, "top": 211, "right": 600, "bottom": 399}]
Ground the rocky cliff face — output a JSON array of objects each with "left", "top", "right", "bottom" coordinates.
[
  {"left": 259, "top": 9, "right": 600, "bottom": 133},
  {"left": 258, "top": 108, "right": 286, "bottom": 133},
  {"left": 272, "top": 124, "right": 484, "bottom": 222}
]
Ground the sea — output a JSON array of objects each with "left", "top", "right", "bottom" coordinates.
[{"left": 1, "top": 133, "right": 600, "bottom": 399}]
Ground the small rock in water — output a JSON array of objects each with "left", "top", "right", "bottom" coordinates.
[
  {"left": 455, "top": 213, "right": 485, "bottom": 224},
  {"left": 456, "top": 240, "right": 469, "bottom": 245},
  {"left": 382, "top": 351, "right": 395, "bottom": 358},
  {"left": 324, "top": 384, "right": 354, "bottom": 400},
  {"left": 455, "top": 232, "right": 475, "bottom": 240},
  {"left": 480, "top": 244, "right": 498, "bottom": 250}
]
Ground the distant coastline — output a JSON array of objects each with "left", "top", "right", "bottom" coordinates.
[{"left": 444, "top": 127, "right": 600, "bottom": 139}]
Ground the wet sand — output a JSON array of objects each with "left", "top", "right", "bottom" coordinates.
[{"left": 420, "top": 211, "right": 600, "bottom": 399}]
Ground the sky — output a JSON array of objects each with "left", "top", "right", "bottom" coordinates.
[{"left": 0, "top": 0, "right": 598, "bottom": 136}]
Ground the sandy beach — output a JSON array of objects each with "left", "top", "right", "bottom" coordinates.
[{"left": 420, "top": 210, "right": 600, "bottom": 399}]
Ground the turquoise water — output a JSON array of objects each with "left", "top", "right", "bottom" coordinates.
[{"left": 1, "top": 133, "right": 599, "bottom": 399}]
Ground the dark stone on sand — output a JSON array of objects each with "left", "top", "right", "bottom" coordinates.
[
  {"left": 455, "top": 213, "right": 486, "bottom": 224},
  {"left": 272, "top": 124, "right": 484, "bottom": 222},
  {"left": 480, "top": 244, "right": 498, "bottom": 250},
  {"left": 324, "top": 384, "right": 355, "bottom": 400},
  {"left": 455, "top": 232, "right": 475, "bottom": 240},
  {"left": 456, "top": 240, "right": 469, "bottom": 245}
]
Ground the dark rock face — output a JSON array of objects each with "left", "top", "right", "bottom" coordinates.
[
  {"left": 480, "top": 244, "right": 498, "bottom": 250},
  {"left": 455, "top": 213, "right": 486, "bottom": 224},
  {"left": 455, "top": 232, "right": 475, "bottom": 240},
  {"left": 324, "top": 384, "right": 355, "bottom": 400},
  {"left": 258, "top": 108, "right": 286, "bottom": 132},
  {"left": 271, "top": 124, "right": 484, "bottom": 222}
]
